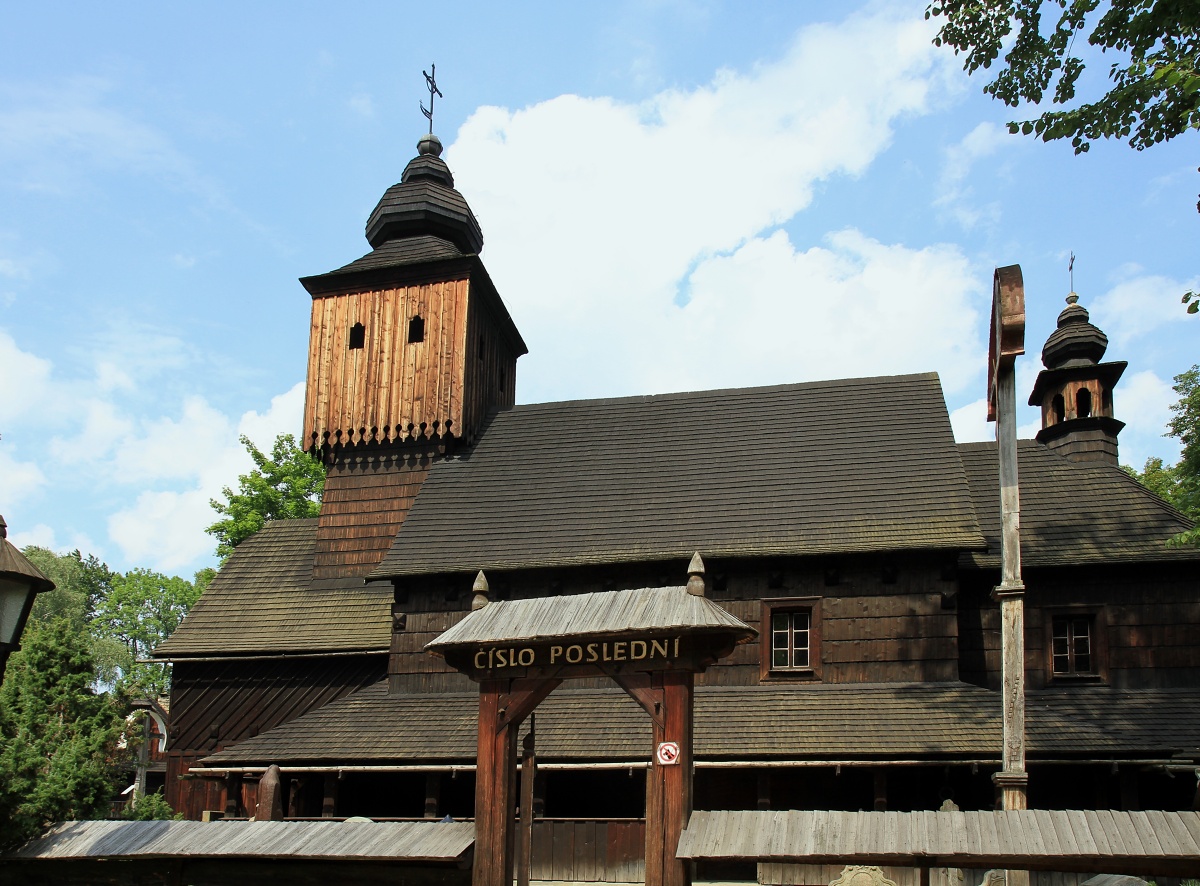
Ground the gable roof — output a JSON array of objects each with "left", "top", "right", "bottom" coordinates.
[
  {"left": 958, "top": 441, "right": 1199, "bottom": 568},
  {"left": 371, "top": 373, "right": 985, "bottom": 578},
  {"left": 153, "top": 519, "right": 391, "bottom": 658},
  {"left": 428, "top": 585, "right": 754, "bottom": 650}
]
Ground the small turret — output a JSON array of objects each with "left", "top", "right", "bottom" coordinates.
[{"left": 1028, "top": 293, "right": 1126, "bottom": 465}]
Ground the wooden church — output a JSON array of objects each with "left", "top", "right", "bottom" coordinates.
[{"left": 153, "top": 132, "right": 1200, "bottom": 881}]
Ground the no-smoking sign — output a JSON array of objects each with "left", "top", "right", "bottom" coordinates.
[{"left": 655, "top": 741, "right": 681, "bottom": 766}]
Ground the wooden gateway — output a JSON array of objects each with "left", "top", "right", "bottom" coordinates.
[{"left": 425, "top": 555, "right": 756, "bottom": 886}]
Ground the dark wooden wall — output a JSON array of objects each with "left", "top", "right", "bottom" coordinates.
[
  {"left": 958, "top": 563, "right": 1200, "bottom": 689},
  {"left": 388, "top": 554, "right": 961, "bottom": 692},
  {"left": 166, "top": 655, "right": 385, "bottom": 818},
  {"left": 460, "top": 275, "right": 519, "bottom": 446}
]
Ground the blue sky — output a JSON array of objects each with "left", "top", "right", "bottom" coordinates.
[{"left": 1, "top": 1, "right": 1196, "bottom": 578}]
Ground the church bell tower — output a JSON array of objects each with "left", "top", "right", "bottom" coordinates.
[
  {"left": 1027, "top": 292, "right": 1125, "bottom": 465},
  {"left": 299, "top": 133, "right": 526, "bottom": 579}
]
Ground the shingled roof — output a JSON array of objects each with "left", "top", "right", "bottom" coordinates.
[
  {"left": 153, "top": 520, "right": 391, "bottom": 658},
  {"left": 197, "top": 682, "right": 1200, "bottom": 766},
  {"left": 371, "top": 373, "right": 985, "bottom": 578},
  {"left": 958, "top": 441, "right": 1199, "bottom": 568}
]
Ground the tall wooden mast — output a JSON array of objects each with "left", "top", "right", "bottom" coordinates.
[{"left": 987, "top": 265, "right": 1027, "bottom": 814}]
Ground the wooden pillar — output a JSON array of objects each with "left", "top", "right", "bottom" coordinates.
[
  {"left": 873, "top": 770, "right": 887, "bottom": 812},
  {"left": 645, "top": 670, "right": 693, "bottom": 886},
  {"left": 321, "top": 772, "right": 339, "bottom": 817},
  {"left": 423, "top": 772, "right": 441, "bottom": 819},
  {"left": 518, "top": 725, "right": 536, "bottom": 886},
  {"left": 756, "top": 770, "right": 771, "bottom": 810},
  {"left": 223, "top": 773, "right": 242, "bottom": 818},
  {"left": 992, "top": 357, "right": 1028, "bottom": 813},
  {"left": 473, "top": 677, "right": 558, "bottom": 886},
  {"left": 256, "top": 765, "right": 284, "bottom": 821}
]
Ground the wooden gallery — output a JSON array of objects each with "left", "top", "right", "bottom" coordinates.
[{"left": 149, "top": 134, "right": 1200, "bottom": 882}]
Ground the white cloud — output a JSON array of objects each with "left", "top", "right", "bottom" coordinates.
[
  {"left": 935, "top": 121, "right": 1009, "bottom": 228},
  {"left": 644, "top": 228, "right": 985, "bottom": 395},
  {"left": 0, "top": 447, "right": 47, "bottom": 504},
  {"left": 107, "top": 488, "right": 215, "bottom": 572},
  {"left": 104, "top": 382, "right": 305, "bottom": 572},
  {"left": 1117, "top": 369, "right": 1180, "bottom": 469},
  {"left": 0, "top": 329, "right": 56, "bottom": 424},
  {"left": 1091, "top": 271, "right": 1200, "bottom": 342},
  {"left": 8, "top": 523, "right": 57, "bottom": 551},
  {"left": 450, "top": 7, "right": 961, "bottom": 402},
  {"left": 950, "top": 398, "right": 991, "bottom": 444}
]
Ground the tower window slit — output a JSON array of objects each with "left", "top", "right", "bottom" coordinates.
[
  {"left": 408, "top": 315, "right": 425, "bottom": 344},
  {"left": 348, "top": 322, "right": 365, "bottom": 350},
  {"left": 1052, "top": 394, "right": 1065, "bottom": 424},
  {"left": 1076, "top": 388, "right": 1092, "bottom": 419}
]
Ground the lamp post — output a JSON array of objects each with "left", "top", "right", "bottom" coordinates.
[{"left": 0, "top": 515, "right": 55, "bottom": 682}]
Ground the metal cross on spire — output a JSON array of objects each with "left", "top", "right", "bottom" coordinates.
[
  {"left": 1069, "top": 251, "right": 1075, "bottom": 292},
  {"left": 421, "top": 64, "right": 442, "bottom": 134}
]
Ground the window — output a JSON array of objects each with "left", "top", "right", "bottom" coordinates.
[
  {"left": 1051, "top": 615, "right": 1094, "bottom": 675},
  {"left": 1076, "top": 388, "right": 1092, "bottom": 419},
  {"left": 1045, "top": 608, "right": 1106, "bottom": 681},
  {"left": 348, "top": 322, "right": 365, "bottom": 350},
  {"left": 407, "top": 315, "right": 425, "bottom": 344},
  {"left": 772, "top": 610, "right": 811, "bottom": 669},
  {"left": 761, "top": 598, "right": 821, "bottom": 680}
]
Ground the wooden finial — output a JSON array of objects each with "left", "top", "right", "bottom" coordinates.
[
  {"left": 471, "top": 570, "right": 490, "bottom": 610},
  {"left": 686, "top": 552, "right": 706, "bottom": 596}
]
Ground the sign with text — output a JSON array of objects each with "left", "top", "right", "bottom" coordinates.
[{"left": 445, "top": 633, "right": 701, "bottom": 678}]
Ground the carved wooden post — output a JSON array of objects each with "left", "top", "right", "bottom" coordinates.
[
  {"left": 988, "top": 265, "right": 1028, "bottom": 814},
  {"left": 474, "top": 679, "right": 510, "bottom": 886},
  {"left": 256, "top": 764, "right": 284, "bottom": 821},
  {"left": 989, "top": 265, "right": 1029, "bottom": 886}
]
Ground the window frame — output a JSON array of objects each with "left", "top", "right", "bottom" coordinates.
[
  {"left": 1044, "top": 605, "right": 1107, "bottom": 683},
  {"left": 760, "top": 597, "right": 822, "bottom": 682}
]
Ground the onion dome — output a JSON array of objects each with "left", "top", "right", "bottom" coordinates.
[
  {"left": 1041, "top": 293, "right": 1108, "bottom": 369},
  {"left": 364, "top": 135, "right": 484, "bottom": 254}
]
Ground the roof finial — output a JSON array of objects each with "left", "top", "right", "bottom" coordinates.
[
  {"left": 471, "top": 570, "right": 490, "bottom": 610},
  {"left": 0, "top": 515, "right": 6, "bottom": 540},
  {"left": 686, "top": 552, "right": 706, "bottom": 597},
  {"left": 1067, "top": 251, "right": 1076, "bottom": 302},
  {"left": 420, "top": 64, "right": 442, "bottom": 136}
]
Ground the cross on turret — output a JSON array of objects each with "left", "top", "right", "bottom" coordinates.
[{"left": 420, "top": 64, "right": 442, "bottom": 134}]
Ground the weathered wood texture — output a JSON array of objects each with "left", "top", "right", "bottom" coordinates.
[
  {"left": 390, "top": 558, "right": 960, "bottom": 691},
  {"left": 167, "top": 656, "right": 384, "bottom": 817},
  {"left": 314, "top": 447, "right": 433, "bottom": 579},
  {"left": 762, "top": 864, "right": 983, "bottom": 886},
  {"left": 528, "top": 820, "right": 646, "bottom": 883},
  {"left": 958, "top": 565, "right": 1200, "bottom": 689},
  {"left": 303, "top": 277, "right": 470, "bottom": 450},
  {"left": 302, "top": 273, "right": 518, "bottom": 455}
]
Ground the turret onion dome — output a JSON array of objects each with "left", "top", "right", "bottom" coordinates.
[
  {"left": 1041, "top": 293, "right": 1108, "bottom": 369},
  {"left": 364, "top": 134, "right": 484, "bottom": 254}
]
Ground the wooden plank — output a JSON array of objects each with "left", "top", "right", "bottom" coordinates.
[
  {"left": 552, "top": 821, "right": 574, "bottom": 883},
  {"left": 574, "top": 820, "right": 597, "bottom": 882}
]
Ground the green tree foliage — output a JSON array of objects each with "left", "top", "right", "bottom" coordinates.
[
  {"left": 927, "top": 1, "right": 1200, "bottom": 223},
  {"left": 0, "top": 618, "right": 122, "bottom": 849},
  {"left": 1126, "top": 364, "right": 1200, "bottom": 544},
  {"left": 207, "top": 433, "right": 325, "bottom": 561},
  {"left": 120, "top": 790, "right": 181, "bottom": 821},
  {"left": 92, "top": 569, "right": 204, "bottom": 696},
  {"left": 20, "top": 548, "right": 114, "bottom": 631}
]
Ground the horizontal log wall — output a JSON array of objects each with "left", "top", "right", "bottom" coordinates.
[
  {"left": 388, "top": 556, "right": 960, "bottom": 689},
  {"left": 958, "top": 564, "right": 1200, "bottom": 689}
]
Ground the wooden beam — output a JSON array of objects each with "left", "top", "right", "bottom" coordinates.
[
  {"left": 613, "top": 673, "right": 665, "bottom": 730},
  {"left": 497, "top": 678, "right": 561, "bottom": 733}
]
